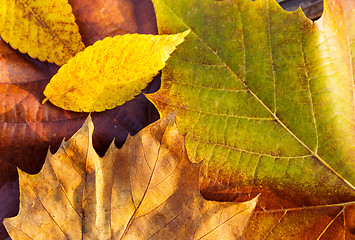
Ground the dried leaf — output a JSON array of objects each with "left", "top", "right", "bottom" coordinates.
[
  {"left": 3, "top": 114, "right": 258, "bottom": 239},
  {"left": 0, "top": 0, "right": 85, "bottom": 65},
  {"left": 0, "top": 0, "right": 158, "bottom": 237},
  {"left": 0, "top": 0, "right": 157, "bottom": 188},
  {"left": 68, "top": 0, "right": 158, "bottom": 45},
  {"left": 0, "top": 181, "right": 18, "bottom": 240},
  {"left": 43, "top": 30, "right": 190, "bottom": 112},
  {"left": 245, "top": 202, "right": 355, "bottom": 239}
]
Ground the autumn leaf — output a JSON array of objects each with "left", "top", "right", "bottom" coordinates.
[
  {"left": 0, "top": 0, "right": 157, "bottom": 186},
  {"left": 342, "top": 0, "right": 355, "bottom": 78},
  {"left": 0, "top": 0, "right": 85, "bottom": 65},
  {"left": 244, "top": 1, "right": 355, "bottom": 238},
  {"left": 68, "top": 0, "right": 158, "bottom": 45},
  {"left": 43, "top": 30, "right": 190, "bottom": 112},
  {"left": 245, "top": 201, "right": 355, "bottom": 239},
  {"left": 0, "top": 181, "right": 18, "bottom": 240},
  {"left": 147, "top": 0, "right": 355, "bottom": 238},
  {"left": 0, "top": 0, "right": 158, "bottom": 237},
  {"left": 148, "top": 0, "right": 355, "bottom": 207},
  {"left": 3, "top": 114, "right": 258, "bottom": 239}
]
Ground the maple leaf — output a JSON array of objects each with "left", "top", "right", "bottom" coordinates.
[
  {"left": 3, "top": 114, "right": 258, "bottom": 239},
  {"left": 0, "top": 0, "right": 158, "bottom": 237},
  {"left": 43, "top": 30, "right": 190, "bottom": 112},
  {"left": 148, "top": 0, "right": 355, "bottom": 205},
  {"left": 148, "top": 0, "right": 355, "bottom": 238},
  {"left": 0, "top": 0, "right": 85, "bottom": 65}
]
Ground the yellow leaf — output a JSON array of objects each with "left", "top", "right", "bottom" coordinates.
[
  {"left": 3, "top": 114, "right": 258, "bottom": 239},
  {"left": 43, "top": 30, "right": 190, "bottom": 112},
  {"left": 0, "top": 0, "right": 85, "bottom": 65}
]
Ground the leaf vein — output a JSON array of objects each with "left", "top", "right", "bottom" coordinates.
[
  {"left": 158, "top": 0, "right": 355, "bottom": 190},
  {"left": 25, "top": 179, "right": 70, "bottom": 239},
  {"left": 189, "top": 134, "right": 312, "bottom": 159},
  {"left": 169, "top": 80, "right": 248, "bottom": 93}
]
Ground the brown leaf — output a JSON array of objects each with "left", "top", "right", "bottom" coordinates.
[
  {"left": 4, "top": 114, "right": 258, "bottom": 239},
  {"left": 0, "top": 181, "right": 18, "bottom": 240},
  {"left": 0, "top": 0, "right": 157, "bottom": 183},
  {"left": 0, "top": 0, "right": 158, "bottom": 237},
  {"left": 69, "top": 0, "right": 157, "bottom": 45},
  {"left": 245, "top": 202, "right": 355, "bottom": 239}
]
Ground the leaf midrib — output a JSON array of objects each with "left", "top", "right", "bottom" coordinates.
[
  {"left": 158, "top": 0, "right": 355, "bottom": 190},
  {"left": 18, "top": 0, "right": 76, "bottom": 57},
  {"left": 120, "top": 119, "right": 168, "bottom": 239}
]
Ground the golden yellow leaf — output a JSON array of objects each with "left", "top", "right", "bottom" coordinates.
[
  {"left": 0, "top": 0, "right": 85, "bottom": 65},
  {"left": 3, "top": 114, "right": 258, "bottom": 239},
  {"left": 43, "top": 30, "right": 190, "bottom": 112}
]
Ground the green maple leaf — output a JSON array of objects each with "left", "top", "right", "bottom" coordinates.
[{"left": 148, "top": 0, "right": 355, "bottom": 208}]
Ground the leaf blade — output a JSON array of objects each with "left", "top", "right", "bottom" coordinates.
[
  {"left": 4, "top": 114, "right": 258, "bottom": 239},
  {"left": 148, "top": 0, "right": 355, "bottom": 206},
  {"left": 43, "top": 31, "right": 190, "bottom": 112},
  {"left": 0, "top": 0, "right": 84, "bottom": 65}
]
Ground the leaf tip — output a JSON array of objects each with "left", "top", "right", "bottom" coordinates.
[
  {"left": 85, "top": 114, "right": 94, "bottom": 129},
  {"left": 167, "top": 110, "right": 178, "bottom": 122},
  {"left": 175, "top": 29, "right": 191, "bottom": 45},
  {"left": 182, "top": 29, "right": 191, "bottom": 37},
  {"left": 42, "top": 97, "right": 49, "bottom": 104}
]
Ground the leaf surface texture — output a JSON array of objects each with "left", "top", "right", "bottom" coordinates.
[
  {"left": 0, "top": 0, "right": 159, "bottom": 237},
  {"left": 43, "top": 31, "right": 189, "bottom": 112},
  {"left": 148, "top": 0, "right": 355, "bottom": 207},
  {"left": 3, "top": 114, "right": 258, "bottom": 239},
  {"left": 245, "top": 201, "right": 355, "bottom": 239},
  {"left": 0, "top": 0, "right": 85, "bottom": 65}
]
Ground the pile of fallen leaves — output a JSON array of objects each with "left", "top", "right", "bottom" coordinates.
[{"left": 0, "top": 0, "right": 354, "bottom": 239}]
